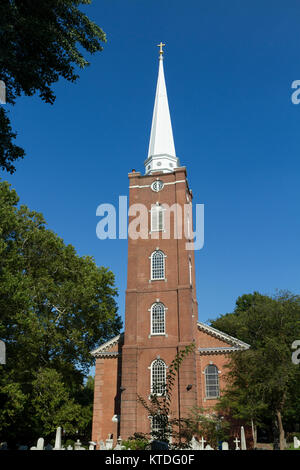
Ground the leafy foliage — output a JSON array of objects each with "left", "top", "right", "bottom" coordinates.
[
  {"left": 0, "top": 181, "right": 122, "bottom": 445},
  {"left": 137, "top": 343, "right": 196, "bottom": 448},
  {"left": 211, "top": 291, "right": 300, "bottom": 449},
  {"left": 186, "top": 407, "right": 230, "bottom": 449},
  {"left": 0, "top": 108, "right": 25, "bottom": 173},
  {"left": 0, "top": 0, "right": 106, "bottom": 172},
  {"left": 121, "top": 436, "right": 149, "bottom": 450}
]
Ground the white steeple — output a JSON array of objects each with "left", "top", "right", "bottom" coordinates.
[{"left": 144, "top": 43, "right": 180, "bottom": 175}]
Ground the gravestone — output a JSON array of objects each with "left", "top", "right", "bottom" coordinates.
[
  {"left": 89, "top": 441, "right": 96, "bottom": 450},
  {"left": 45, "top": 444, "right": 53, "bottom": 451},
  {"left": 190, "top": 436, "right": 203, "bottom": 450},
  {"left": 74, "top": 439, "right": 85, "bottom": 450},
  {"left": 53, "top": 426, "right": 62, "bottom": 450},
  {"left": 234, "top": 437, "right": 240, "bottom": 450},
  {"left": 240, "top": 426, "right": 247, "bottom": 450},
  {"left": 0, "top": 340, "right": 5, "bottom": 365},
  {"left": 105, "top": 434, "right": 114, "bottom": 450},
  {"left": 114, "top": 437, "right": 123, "bottom": 450},
  {"left": 294, "top": 436, "right": 300, "bottom": 449},
  {"left": 18, "top": 445, "right": 28, "bottom": 451},
  {"left": 199, "top": 437, "right": 206, "bottom": 450},
  {"left": 205, "top": 444, "right": 214, "bottom": 450},
  {"left": 222, "top": 442, "right": 229, "bottom": 450},
  {"left": 67, "top": 445, "right": 73, "bottom": 451},
  {"left": 37, "top": 437, "right": 44, "bottom": 450},
  {"left": 99, "top": 440, "right": 106, "bottom": 450}
]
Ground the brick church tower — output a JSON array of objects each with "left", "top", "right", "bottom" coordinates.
[{"left": 91, "top": 45, "right": 249, "bottom": 445}]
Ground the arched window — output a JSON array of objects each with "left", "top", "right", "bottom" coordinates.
[
  {"left": 151, "top": 414, "right": 167, "bottom": 434},
  {"left": 151, "top": 204, "right": 164, "bottom": 232},
  {"left": 151, "top": 303, "right": 166, "bottom": 335},
  {"left": 205, "top": 364, "right": 220, "bottom": 398},
  {"left": 151, "top": 250, "right": 165, "bottom": 280},
  {"left": 151, "top": 359, "right": 166, "bottom": 395}
]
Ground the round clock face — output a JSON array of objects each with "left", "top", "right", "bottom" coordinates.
[{"left": 151, "top": 180, "right": 164, "bottom": 192}]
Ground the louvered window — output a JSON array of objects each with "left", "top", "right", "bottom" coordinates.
[{"left": 151, "top": 205, "right": 164, "bottom": 232}]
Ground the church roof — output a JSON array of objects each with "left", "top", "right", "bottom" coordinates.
[
  {"left": 145, "top": 44, "right": 179, "bottom": 174},
  {"left": 90, "top": 333, "right": 124, "bottom": 358},
  {"left": 197, "top": 321, "right": 250, "bottom": 355},
  {"left": 90, "top": 324, "right": 250, "bottom": 359},
  {"left": 147, "top": 48, "right": 176, "bottom": 160}
]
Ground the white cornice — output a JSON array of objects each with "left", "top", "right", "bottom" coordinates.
[
  {"left": 129, "top": 179, "right": 186, "bottom": 189},
  {"left": 198, "top": 346, "right": 245, "bottom": 355},
  {"left": 197, "top": 321, "right": 250, "bottom": 350},
  {"left": 90, "top": 333, "right": 124, "bottom": 357}
]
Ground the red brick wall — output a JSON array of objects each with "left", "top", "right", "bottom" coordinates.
[
  {"left": 91, "top": 341, "right": 122, "bottom": 446},
  {"left": 120, "top": 168, "right": 199, "bottom": 439}
]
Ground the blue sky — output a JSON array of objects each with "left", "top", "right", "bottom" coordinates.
[{"left": 2, "top": 0, "right": 300, "bottom": 327}]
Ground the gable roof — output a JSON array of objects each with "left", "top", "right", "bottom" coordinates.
[
  {"left": 197, "top": 321, "right": 250, "bottom": 355},
  {"left": 90, "top": 333, "right": 124, "bottom": 358}
]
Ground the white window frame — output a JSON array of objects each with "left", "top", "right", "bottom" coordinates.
[
  {"left": 204, "top": 364, "right": 220, "bottom": 399},
  {"left": 150, "top": 302, "right": 166, "bottom": 335},
  {"left": 150, "top": 250, "right": 166, "bottom": 280},
  {"left": 150, "top": 359, "right": 167, "bottom": 396}
]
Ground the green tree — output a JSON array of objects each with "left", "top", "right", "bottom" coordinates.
[
  {"left": 137, "top": 344, "right": 196, "bottom": 449},
  {"left": 211, "top": 291, "right": 300, "bottom": 450},
  {"left": 0, "top": 0, "right": 106, "bottom": 173},
  {"left": 0, "top": 181, "right": 122, "bottom": 446},
  {"left": 186, "top": 406, "right": 230, "bottom": 449}
]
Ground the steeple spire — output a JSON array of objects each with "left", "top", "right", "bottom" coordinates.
[{"left": 144, "top": 44, "right": 180, "bottom": 175}]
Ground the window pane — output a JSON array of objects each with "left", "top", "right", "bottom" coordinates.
[
  {"left": 151, "top": 251, "right": 165, "bottom": 279},
  {"left": 152, "top": 303, "right": 165, "bottom": 334},
  {"left": 151, "top": 359, "right": 166, "bottom": 395},
  {"left": 205, "top": 365, "right": 219, "bottom": 398}
]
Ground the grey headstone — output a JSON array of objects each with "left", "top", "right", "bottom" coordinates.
[
  {"left": 37, "top": 437, "right": 44, "bottom": 450},
  {"left": 105, "top": 435, "right": 114, "bottom": 450},
  {"left": 241, "top": 426, "right": 247, "bottom": 450},
  {"left": 99, "top": 440, "right": 106, "bottom": 450},
  {"left": 74, "top": 439, "right": 84, "bottom": 450},
  {"left": 53, "top": 426, "right": 62, "bottom": 450},
  {"left": 222, "top": 442, "right": 229, "bottom": 450},
  {"left": 45, "top": 444, "right": 53, "bottom": 451},
  {"left": 294, "top": 436, "right": 300, "bottom": 449},
  {"left": 0, "top": 341, "right": 5, "bottom": 365},
  {"left": 205, "top": 444, "right": 214, "bottom": 450},
  {"left": 114, "top": 437, "right": 123, "bottom": 450},
  {"left": 190, "top": 436, "right": 203, "bottom": 450}
]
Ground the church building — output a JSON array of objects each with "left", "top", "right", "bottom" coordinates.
[{"left": 91, "top": 44, "right": 249, "bottom": 444}]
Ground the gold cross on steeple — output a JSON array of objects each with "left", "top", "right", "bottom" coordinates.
[{"left": 157, "top": 42, "right": 166, "bottom": 56}]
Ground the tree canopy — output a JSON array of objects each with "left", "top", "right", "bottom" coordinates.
[
  {"left": 211, "top": 291, "right": 300, "bottom": 449},
  {"left": 0, "top": 0, "right": 106, "bottom": 173},
  {"left": 0, "top": 180, "right": 122, "bottom": 445}
]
